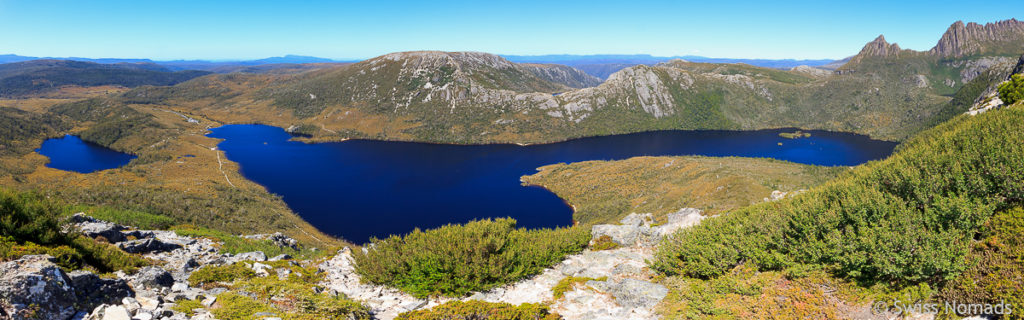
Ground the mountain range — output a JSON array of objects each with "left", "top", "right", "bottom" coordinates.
[
  {"left": 102, "top": 19, "right": 1022, "bottom": 145},
  {"left": 1, "top": 53, "right": 834, "bottom": 80}
]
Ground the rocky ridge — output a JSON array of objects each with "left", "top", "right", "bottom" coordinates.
[
  {"left": 930, "top": 19, "right": 1024, "bottom": 57},
  {"left": 1, "top": 213, "right": 310, "bottom": 320},
  {"left": 1, "top": 207, "right": 707, "bottom": 320}
]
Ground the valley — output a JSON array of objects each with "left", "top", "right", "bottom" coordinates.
[{"left": 1, "top": 14, "right": 1023, "bottom": 320}]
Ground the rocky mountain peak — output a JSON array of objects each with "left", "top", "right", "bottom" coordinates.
[
  {"left": 861, "top": 35, "right": 902, "bottom": 57},
  {"left": 375, "top": 51, "right": 517, "bottom": 71},
  {"left": 842, "top": 35, "right": 903, "bottom": 67},
  {"left": 929, "top": 19, "right": 1024, "bottom": 57}
]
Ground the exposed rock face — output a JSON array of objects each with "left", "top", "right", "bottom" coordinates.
[
  {"left": 68, "top": 271, "right": 134, "bottom": 311},
  {"left": 520, "top": 63, "right": 603, "bottom": 88},
  {"left": 1013, "top": 53, "right": 1024, "bottom": 76},
  {"left": 117, "top": 238, "right": 182, "bottom": 254},
  {"left": 846, "top": 35, "right": 902, "bottom": 66},
  {"left": 130, "top": 267, "right": 174, "bottom": 289},
  {"left": 591, "top": 208, "right": 705, "bottom": 248},
  {"left": 0, "top": 255, "right": 78, "bottom": 320},
  {"left": 959, "top": 56, "right": 1014, "bottom": 83},
  {"left": 790, "top": 65, "right": 832, "bottom": 77},
  {"left": 930, "top": 19, "right": 1024, "bottom": 57},
  {"left": 319, "top": 247, "right": 443, "bottom": 319}
]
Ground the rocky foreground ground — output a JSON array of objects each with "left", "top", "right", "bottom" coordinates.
[{"left": 0, "top": 209, "right": 705, "bottom": 320}]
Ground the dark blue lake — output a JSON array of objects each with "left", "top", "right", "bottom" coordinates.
[
  {"left": 208, "top": 125, "right": 897, "bottom": 244},
  {"left": 36, "top": 135, "right": 136, "bottom": 173}
]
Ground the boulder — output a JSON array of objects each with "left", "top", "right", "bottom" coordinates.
[
  {"left": 77, "top": 221, "right": 126, "bottom": 243},
  {"left": 117, "top": 238, "right": 182, "bottom": 254},
  {"left": 88, "top": 304, "right": 131, "bottom": 320},
  {"left": 68, "top": 270, "right": 134, "bottom": 310},
  {"left": 234, "top": 251, "right": 267, "bottom": 262},
  {"left": 268, "top": 254, "right": 292, "bottom": 261},
  {"left": 0, "top": 255, "right": 77, "bottom": 320},
  {"left": 131, "top": 267, "right": 174, "bottom": 289}
]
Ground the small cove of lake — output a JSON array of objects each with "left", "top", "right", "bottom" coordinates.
[
  {"left": 36, "top": 135, "right": 136, "bottom": 174},
  {"left": 208, "top": 125, "right": 898, "bottom": 244}
]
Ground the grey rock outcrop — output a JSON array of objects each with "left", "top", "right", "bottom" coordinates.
[
  {"left": 590, "top": 208, "right": 705, "bottom": 247},
  {"left": 117, "top": 238, "right": 182, "bottom": 254},
  {"left": 131, "top": 267, "right": 174, "bottom": 289},
  {"left": 68, "top": 271, "right": 134, "bottom": 310},
  {"left": 0, "top": 255, "right": 78, "bottom": 320}
]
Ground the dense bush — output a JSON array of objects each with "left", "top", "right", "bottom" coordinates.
[
  {"left": 353, "top": 218, "right": 589, "bottom": 298},
  {"left": 939, "top": 207, "right": 1024, "bottom": 316},
  {"left": 652, "top": 107, "right": 1024, "bottom": 286},
  {"left": 0, "top": 188, "right": 147, "bottom": 272},
  {"left": 998, "top": 74, "right": 1024, "bottom": 105},
  {"left": 395, "top": 301, "right": 560, "bottom": 320}
]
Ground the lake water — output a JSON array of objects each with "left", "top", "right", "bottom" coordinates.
[
  {"left": 208, "top": 124, "right": 897, "bottom": 244},
  {"left": 36, "top": 135, "right": 136, "bottom": 173}
]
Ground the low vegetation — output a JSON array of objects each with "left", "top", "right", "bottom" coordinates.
[
  {"left": 187, "top": 263, "right": 256, "bottom": 287},
  {"left": 778, "top": 130, "right": 811, "bottom": 139},
  {"left": 171, "top": 225, "right": 323, "bottom": 259},
  {"left": 656, "top": 263, "right": 869, "bottom": 319},
  {"left": 396, "top": 300, "right": 560, "bottom": 320},
  {"left": 186, "top": 260, "right": 372, "bottom": 319},
  {"left": 353, "top": 218, "right": 590, "bottom": 298},
  {"left": 552, "top": 276, "right": 606, "bottom": 299},
  {"left": 0, "top": 188, "right": 147, "bottom": 272},
  {"left": 652, "top": 106, "right": 1024, "bottom": 287},
  {"left": 588, "top": 235, "right": 619, "bottom": 251},
  {"left": 68, "top": 205, "right": 176, "bottom": 230},
  {"left": 522, "top": 156, "right": 842, "bottom": 225}
]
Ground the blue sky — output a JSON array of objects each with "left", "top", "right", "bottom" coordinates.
[{"left": 0, "top": 0, "right": 1020, "bottom": 60}]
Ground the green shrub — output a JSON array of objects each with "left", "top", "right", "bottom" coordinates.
[
  {"left": 998, "top": 74, "right": 1024, "bottom": 105},
  {"left": 396, "top": 300, "right": 560, "bottom": 320},
  {"left": 171, "top": 299, "right": 204, "bottom": 317},
  {"left": 354, "top": 218, "right": 590, "bottom": 298},
  {"left": 652, "top": 107, "right": 1024, "bottom": 286},
  {"left": 0, "top": 189, "right": 147, "bottom": 272},
  {"left": 552, "top": 276, "right": 606, "bottom": 299},
  {"left": 188, "top": 263, "right": 256, "bottom": 287},
  {"left": 235, "top": 263, "right": 371, "bottom": 319},
  {"left": 209, "top": 292, "right": 277, "bottom": 320},
  {"left": 589, "top": 235, "right": 619, "bottom": 251}
]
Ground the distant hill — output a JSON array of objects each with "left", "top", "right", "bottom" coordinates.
[
  {"left": 0, "top": 54, "right": 355, "bottom": 73},
  {"left": 503, "top": 54, "right": 836, "bottom": 79},
  {"left": 0, "top": 59, "right": 211, "bottom": 97}
]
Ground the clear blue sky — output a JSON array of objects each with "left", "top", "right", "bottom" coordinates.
[{"left": 0, "top": 0, "right": 1020, "bottom": 61}]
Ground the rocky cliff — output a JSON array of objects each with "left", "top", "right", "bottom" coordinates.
[
  {"left": 520, "top": 63, "right": 603, "bottom": 88},
  {"left": 930, "top": 19, "right": 1024, "bottom": 57}
]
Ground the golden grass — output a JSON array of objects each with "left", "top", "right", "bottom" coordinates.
[{"left": 521, "top": 156, "right": 844, "bottom": 225}]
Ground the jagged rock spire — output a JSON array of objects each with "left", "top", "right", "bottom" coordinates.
[{"left": 930, "top": 19, "right": 1024, "bottom": 57}]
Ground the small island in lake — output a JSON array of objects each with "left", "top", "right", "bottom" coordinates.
[{"left": 779, "top": 130, "right": 812, "bottom": 139}]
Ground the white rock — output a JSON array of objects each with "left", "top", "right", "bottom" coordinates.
[{"left": 101, "top": 305, "right": 132, "bottom": 320}]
